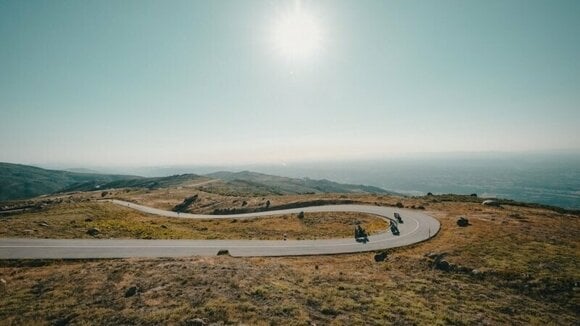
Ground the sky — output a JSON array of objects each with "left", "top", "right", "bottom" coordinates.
[{"left": 1, "top": 0, "right": 579, "bottom": 167}]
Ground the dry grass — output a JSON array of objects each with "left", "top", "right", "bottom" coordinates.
[
  {"left": 0, "top": 202, "right": 388, "bottom": 240},
  {"left": 0, "top": 194, "right": 578, "bottom": 325},
  {"left": 0, "top": 250, "right": 577, "bottom": 325}
]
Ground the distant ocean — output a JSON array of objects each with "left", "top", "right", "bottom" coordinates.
[{"left": 245, "top": 153, "right": 580, "bottom": 210}]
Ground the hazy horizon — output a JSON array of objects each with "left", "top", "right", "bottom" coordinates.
[
  {"left": 5, "top": 150, "right": 578, "bottom": 209},
  {"left": 2, "top": 0, "right": 579, "bottom": 166},
  {"left": 4, "top": 149, "right": 579, "bottom": 172}
]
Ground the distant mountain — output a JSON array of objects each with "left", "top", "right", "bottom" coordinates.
[
  {"left": 0, "top": 163, "right": 396, "bottom": 202},
  {"left": 0, "top": 162, "right": 138, "bottom": 201},
  {"left": 206, "top": 170, "right": 395, "bottom": 195},
  {"left": 60, "top": 173, "right": 208, "bottom": 192},
  {"left": 64, "top": 168, "right": 102, "bottom": 174}
]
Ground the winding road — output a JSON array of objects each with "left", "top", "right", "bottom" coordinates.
[{"left": 0, "top": 200, "right": 440, "bottom": 259}]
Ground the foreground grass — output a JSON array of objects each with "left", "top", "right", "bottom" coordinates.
[
  {"left": 0, "top": 202, "right": 388, "bottom": 240},
  {"left": 0, "top": 252, "right": 577, "bottom": 325}
]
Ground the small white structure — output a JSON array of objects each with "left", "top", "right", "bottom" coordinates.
[{"left": 482, "top": 199, "right": 500, "bottom": 207}]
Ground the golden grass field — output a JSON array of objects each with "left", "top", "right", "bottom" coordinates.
[
  {"left": 0, "top": 201, "right": 388, "bottom": 240},
  {"left": 0, "top": 190, "right": 578, "bottom": 325}
]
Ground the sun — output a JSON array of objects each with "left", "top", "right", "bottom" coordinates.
[{"left": 270, "top": 3, "right": 323, "bottom": 61}]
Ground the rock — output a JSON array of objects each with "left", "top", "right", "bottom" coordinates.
[
  {"left": 499, "top": 306, "right": 515, "bottom": 315},
  {"left": 86, "top": 228, "right": 100, "bottom": 236},
  {"left": 457, "top": 217, "right": 469, "bottom": 227},
  {"left": 183, "top": 318, "right": 206, "bottom": 326},
  {"left": 426, "top": 252, "right": 447, "bottom": 260},
  {"left": 472, "top": 269, "right": 483, "bottom": 276},
  {"left": 124, "top": 286, "right": 138, "bottom": 298},
  {"left": 436, "top": 260, "right": 451, "bottom": 272},
  {"left": 53, "top": 315, "right": 74, "bottom": 326},
  {"left": 38, "top": 221, "right": 49, "bottom": 227},
  {"left": 374, "top": 251, "right": 388, "bottom": 262},
  {"left": 426, "top": 252, "right": 439, "bottom": 259},
  {"left": 217, "top": 249, "right": 230, "bottom": 256},
  {"left": 456, "top": 265, "right": 472, "bottom": 273}
]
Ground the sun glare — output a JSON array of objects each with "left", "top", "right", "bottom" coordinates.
[{"left": 271, "top": 3, "right": 323, "bottom": 61}]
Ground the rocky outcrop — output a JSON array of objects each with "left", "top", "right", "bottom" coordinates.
[
  {"left": 182, "top": 318, "right": 206, "bottom": 326},
  {"left": 124, "top": 286, "right": 139, "bottom": 298},
  {"left": 173, "top": 195, "right": 199, "bottom": 213},
  {"left": 457, "top": 217, "right": 469, "bottom": 227},
  {"left": 374, "top": 251, "right": 388, "bottom": 262},
  {"left": 436, "top": 260, "right": 451, "bottom": 271},
  {"left": 86, "top": 228, "right": 100, "bottom": 236}
]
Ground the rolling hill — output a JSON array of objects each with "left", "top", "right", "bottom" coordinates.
[
  {"left": 206, "top": 170, "right": 395, "bottom": 195},
  {"left": 0, "top": 162, "right": 138, "bottom": 201},
  {"left": 59, "top": 173, "right": 209, "bottom": 192},
  {"left": 0, "top": 163, "right": 395, "bottom": 202}
]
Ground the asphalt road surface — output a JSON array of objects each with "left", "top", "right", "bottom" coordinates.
[{"left": 0, "top": 200, "right": 440, "bottom": 259}]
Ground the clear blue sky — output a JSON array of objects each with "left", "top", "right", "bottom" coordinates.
[{"left": 1, "top": 0, "right": 579, "bottom": 166}]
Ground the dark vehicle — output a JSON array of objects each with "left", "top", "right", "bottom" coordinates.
[
  {"left": 394, "top": 212, "right": 403, "bottom": 224},
  {"left": 354, "top": 225, "right": 369, "bottom": 243},
  {"left": 390, "top": 222, "right": 400, "bottom": 236}
]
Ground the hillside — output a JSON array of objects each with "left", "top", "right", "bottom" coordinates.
[
  {"left": 206, "top": 170, "right": 394, "bottom": 195},
  {"left": 0, "top": 163, "right": 137, "bottom": 201},
  {"left": 60, "top": 173, "right": 209, "bottom": 193},
  {"left": 0, "top": 164, "right": 395, "bottom": 203},
  {"left": 0, "top": 192, "right": 577, "bottom": 324}
]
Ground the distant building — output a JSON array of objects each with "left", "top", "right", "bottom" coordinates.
[{"left": 482, "top": 199, "right": 500, "bottom": 207}]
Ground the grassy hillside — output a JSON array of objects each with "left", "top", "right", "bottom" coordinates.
[
  {"left": 206, "top": 171, "right": 394, "bottom": 195},
  {"left": 60, "top": 173, "right": 209, "bottom": 193},
  {"left": 0, "top": 164, "right": 394, "bottom": 203},
  {"left": 0, "top": 163, "right": 137, "bottom": 201}
]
